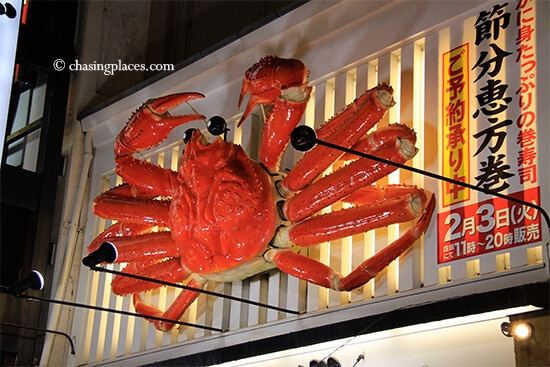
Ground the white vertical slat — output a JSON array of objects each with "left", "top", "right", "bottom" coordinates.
[
  {"left": 139, "top": 293, "right": 152, "bottom": 351},
  {"left": 340, "top": 70, "right": 357, "bottom": 305},
  {"left": 257, "top": 273, "right": 269, "bottom": 325},
  {"left": 102, "top": 269, "right": 118, "bottom": 360},
  {"left": 495, "top": 252, "right": 511, "bottom": 273},
  {"left": 328, "top": 72, "right": 348, "bottom": 308},
  {"left": 78, "top": 266, "right": 97, "bottom": 364},
  {"left": 439, "top": 265, "right": 452, "bottom": 284},
  {"left": 423, "top": 29, "right": 441, "bottom": 288},
  {"left": 509, "top": 246, "right": 529, "bottom": 269},
  {"left": 480, "top": 253, "right": 498, "bottom": 275},
  {"left": 527, "top": 245, "right": 543, "bottom": 266},
  {"left": 398, "top": 42, "right": 416, "bottom": 293},
  {"left": 298, "top": 86, "right": 316, "bottom": 314},
  {"left": 411, "top": 38, "right": 427, "bottom": 289},
  {"left": 373, "top": 53, "right": 391, "bottom": 299},
  {"left": 211, "top": 282, "right": 225, "bottom": 333},
  {"left": 94, "top": 269, "right": 112, "bottom": 361},
  {"left": 144, "top": 297, "right": 156, "bottom": 351},
  {"left": 247, "top": 276, "right": 261, "bottom": 327},
  {"left": 221, "top": 283, "right": 232, "bottom": 333},
  {"left": 282, "top": 272, "right": 298, "bottom": 315},
  {"left": 193, "top": 293, "right": 208, "bottom": 340},
  {"left": 266, "top": 270, "right": 281, "bottom": 322},
  {"left": 161, "top": 287, "right": 176, "bottom": 346},
  {"left": 117, "top": 292, "right": 132, "bottom": 357},
  {"left": 350, "top": 62, "right": 369, "bottom": 306},
  {"left": 387, "top": 49, "right": 402, "bottom": 295},
  {"left": 204, "top": 282, "right": 221, "bottom": 336},
  {"left": 229, "top": 281, "right": 243, "bottom": 330},
  {"left": 130, "top": 300, "right": 143, "bottom": 353},
  {"left": 451, "top": 262, "right": 467, "bottom": 283},
  {"left": 361, "top": 61, "right": 378, "bottom": 301},
  {"left": 306, "top": 81, "right": 327, "bottom": 313},
  {"left": 466, "top": 259, "right": 480, "bottom": 278},
  {"left": 180, "top": 289, "right": 196, "bottom": 343},
  {"left": 322, "top": 78, "right": 336, "bottom": 308}
]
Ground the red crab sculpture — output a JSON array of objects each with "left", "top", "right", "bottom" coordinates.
[{"left": 87, "top": 56, "right": 435, "bottom": 331}]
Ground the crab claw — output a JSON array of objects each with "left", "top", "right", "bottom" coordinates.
[
  {"left": 238, "top": 56, "right": 309, "bottom": 123},
  {"left": 238, "top": 56, "right": 312, "bottom": 172},
  {"left": 115, "top": 92, "right": 205, "bottom": 157}
]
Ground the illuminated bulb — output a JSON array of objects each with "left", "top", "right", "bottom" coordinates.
[
  {"left": 512, "top": 322, "right": 532, "bottom": 340},
  {"left": 501, "top": 321, "right": 533, "bottom": 340}
]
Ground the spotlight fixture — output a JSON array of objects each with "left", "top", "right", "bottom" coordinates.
[
  {"left": 207, "top": 115, "right": 229, "bottom": 137},
  {"left": 307, "top": 357, "right": 341, "bottom": 367},
  {"left": 8, "top": 270, "right": 44, "bottom": 295},
  {"left": 501, "top": 321, "right": 533, "bottom": 340},
  {"left": 82, "top": 242, "right": 118, "bottom": 267}
]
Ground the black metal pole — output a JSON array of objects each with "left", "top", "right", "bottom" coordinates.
[
  {"left": 89, "top": 265, "right": 302, "bottom": 316},
  {"left": 1, "top": 322, "right": 76, "bottom": 355},
  {"left": 0, "top": 286, "right": 224, "bottom": 333},
  {"left": 289, "top": 125, "right": 550, "bottom": 233}
]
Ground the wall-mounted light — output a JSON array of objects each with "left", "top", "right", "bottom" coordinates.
[
  {"left": 6, "top": 270, "right": 44, "bottom": 295},
  {"left": 82, "top": 241, "right": 118, "bottom": 267},
  {"left": 501, "top": 321, "right": 533, "bottom": 340},
  {"left": 299, "top": 357, "right": 341, "bottom": 367}
]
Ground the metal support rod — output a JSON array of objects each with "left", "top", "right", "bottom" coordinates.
[
  {"left": 0, "top": 288, "right": 224, "bottom": 333},
  {"left": 1, "top": 322, "right": 76, "bottom": 355},
  {"left": 296, "top": 127, "right": 550, "bottom": 232},
  {"left": 89, "top": 265, "right": 302, "bottom": 316}
]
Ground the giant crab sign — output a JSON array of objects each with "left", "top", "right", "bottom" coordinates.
[{"left": 87, "top": 56, "right": 435, "bottom": 331}]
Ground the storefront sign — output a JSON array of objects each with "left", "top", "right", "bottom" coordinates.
[{"left": 438, "top": 0, "right": 541, "bottom": 263}]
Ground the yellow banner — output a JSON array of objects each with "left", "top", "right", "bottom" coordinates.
[{"left": 442, "top": 44, "right": 470, "bottom": 207}]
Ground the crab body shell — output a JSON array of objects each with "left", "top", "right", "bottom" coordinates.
[{"left": 171, "top": 135, "right": 278, "bottom": 278}]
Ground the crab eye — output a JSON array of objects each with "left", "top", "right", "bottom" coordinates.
[
  {"left": 183, "top": 128, "right": 198, "bottom": 144},
  {"left": 207, "top": 116, "right": 227, "bottom": 136}
]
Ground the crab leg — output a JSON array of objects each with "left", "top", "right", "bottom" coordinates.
[
  {"left": 93, "top": 193, "right": 171, "bottom": 226},
  {"left": 269, "top": 191, "right": 434, "bottom": 291},
  {"left": 238, "top": 56, "right": 311, "bottom": 173},
  {"left": 277, "top": 188, "right": 429, "bottom": 247},
  {"left": 88, "top": 222, "right": 154, "bottom": 253},
  {"left": 341, "top": 123, "right": 417, "bottom": 161},
  {"left": 278, "top": 84, "right": 395, "bottom": 195},
  {"left": 115, "top": 157, "right": 181, "bottom": 197},
  {"left": 282, "top": 125, "right": 417, "bottom": 222},
  {"left": 110, "top": 259, "right": 203, "bottom": 331},
  {"left": 258, "top": 91, "right": 311, "bottom": 172},
  {"left": 339, "top": 192, "right": 435, "bottom": 290},
  {"left": 112, "top": 258, "right": 189, "bottom": 295},
  {"left": 108, "top": 232, "right": 181, "bottom": 263},
  {"left": 133, "top": 277, "right": 204, "bottom": 331}
]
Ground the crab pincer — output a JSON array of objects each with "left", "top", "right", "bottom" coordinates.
[
  {"left": 115, "top": 92, "right": 205, "bottom": 157},
  {"left": 238, "top": 56, "right": 312, "bottom": 173}
]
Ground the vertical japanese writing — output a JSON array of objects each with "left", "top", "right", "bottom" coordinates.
[
  {"left": 442, "top": 45, "right": 470, "bottom": 206},
  {"left": 515, "top": 0, "right": 537, "bottom": 185},
  {"left": 472, "top": 2, "right": 514, "bottom": 192},
  {"left": 437, "top": 1, "right": 541, "bottom": 264}
]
